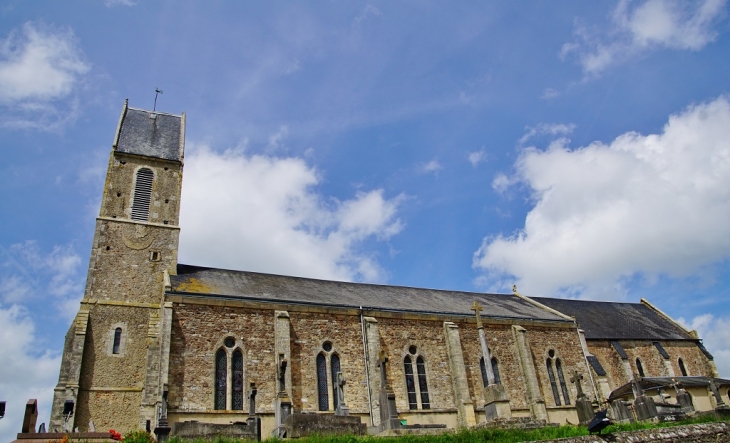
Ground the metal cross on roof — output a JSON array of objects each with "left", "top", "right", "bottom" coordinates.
[{"left": 471, "top": 301, "right": 484, "bottom": 328}]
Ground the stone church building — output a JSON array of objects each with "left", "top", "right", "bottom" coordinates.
[{"left": 49, "top": 103, "right": 728, "bottom": 437}]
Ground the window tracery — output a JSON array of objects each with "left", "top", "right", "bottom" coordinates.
[{"left": 404, "top": 346, "right": 430, "bottom": 410}]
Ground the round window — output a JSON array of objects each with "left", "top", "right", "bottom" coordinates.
[
  {"left": 408, "top": 345, "right": 417, "bottom": 355},
  {"left": 323, "top": 341, "right": 333, "bottom": 352},
  {"left": 224, "top": 337, "right": 235, "bottom": 348},
  {"left": 548, "top": 349, "right": 555, "bottom": 358}
]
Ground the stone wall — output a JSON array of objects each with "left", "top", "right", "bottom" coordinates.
[
  {"left": 289, "top": 311, "right": 370, "bottom": 414},
  {"left": 168, "top": 302, "right": 277, "bottom": 414},
  {"left": 540, "top": 422, "right": 729, "bottom": 443},
  {"left": 587, "top": 339, "right": 715, "bottom": 387}
]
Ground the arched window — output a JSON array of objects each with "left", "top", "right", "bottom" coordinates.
[
  {"left": 556, "top": 359, "right": 570, "bottom": 405},
  {"left": 678, "top": 358, "right": 688, "bottom": 376},
  {"left": 112, "top": 327, "right": 122, "bottom": 355},
  {"left": 491, "top": 357, "right": 501, "bottom": 385},
  {"left": 215, "top": 348, "right": 227, "bottom": 410},
  {"left": 404, "top": 346, "right": 430, "bottom": 410},
  {"left": 331, "top": 353, "right": 341, "bottom": 408},
  {"left": 232, "top": 350, "right": 244, "bottom": 410},
  {"left": 546, "top": 358, "right": 561, "bottom": 406},
  {"left": 131, "top": 168, "right": 153, "bottom": 221},
  {"left": 404, "top": 355, "right": 417, "bottom": 409},
  {"left": 416, "top": 356, "right": 430, "bottom": 409},
  {"left": 480, "top": 357, "right": 489, "bottom": 387},
  {"left": 316, "top": 353, "right": 328, "bottom": 411},
  {"left": 636, "top": 358, "right": 645, "bottom": 377}
]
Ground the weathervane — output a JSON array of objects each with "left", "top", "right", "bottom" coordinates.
[{"left": 153, "top": 88, "right": 163, "bottom": 112}]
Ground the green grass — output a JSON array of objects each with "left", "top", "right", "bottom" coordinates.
[{"left": 165, "top": 414, "right": 728, "bottom": 443}]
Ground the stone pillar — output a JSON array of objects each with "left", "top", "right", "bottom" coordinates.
[
  {"left": 274, "top": 311, "right": 293, "bottom": 429},
  {"left": 140, "top": 305, "right": 165, "bottom": 427},
  {"left": 511, "top": 325, "right": 547, "bottom": 421},
  {"left": 443, "top": 322, "right": 477, "bottom": 428},
  {"left": 49, "top": 307, "right": 90, "bottom": 432},
  {"left": 363, "top": 317, "right": 383, "bottom": 427}
]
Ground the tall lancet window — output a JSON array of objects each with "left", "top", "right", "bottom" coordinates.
[
  {"left": 416, "top": 356, "right": 430, "bottom": 409},
  {"left": 112, "top": 327, "right": 122, "bottom": 355},
  {"left": 232, "top": 350, "right": 244, "bottom": 410},
  {"left": 316, "top": 353, "right": 328, "bottom": 411},
  {"left": 404, "top": 346, "right": 430, "bottom": 410},
  {"left": 491, "top": 357, "right": 501, "bottom": 384},
  {"left": 331, "top": 353, "right": 341, "bottom": 408},
  {"left": 556, "top": 359, "right": 570, "bottom": 405},
  {"left": 131, "top": 168, "right": 153, "bottom": 221},
  {"left": 678, "top": 358, "right": 688, "bottom": 376},
  {"left": 404, "top": 355, "right": 418, "bottom": 409},
  {"left": 636, "top": 358, "right": 645, "bottom": 377},
  {"left": 215, "top": 348, "right": 227, "bottom": 410}
]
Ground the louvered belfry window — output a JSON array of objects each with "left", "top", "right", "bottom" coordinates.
[
  {"left": 232, "top": 350, "right": 244, "bottom": 410},
  {"left": 131, "top": 168, "right": 154, "bottom": 221}
]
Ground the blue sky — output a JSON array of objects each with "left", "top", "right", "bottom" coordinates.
[{"left": 1, "top": 0, "right": 730, "bottom": 437}]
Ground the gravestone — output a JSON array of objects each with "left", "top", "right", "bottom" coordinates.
[
  {"left": 570, "top": 371, "right": 594, "bottom": 425},
  {"left": 377, "top": 351, "right": 402, "bottom": 432},
  {"left": 631, "top": 376, "right": 658, "bottom": 421},
  {"left": 335, "top": 372, "right": 350, "bottom": 416},
  {"left": 21, "top": 399, "right": 38, "bottom": 434},
  {"left": 472, "top": 301, "right": 511, "bottom": 420}
]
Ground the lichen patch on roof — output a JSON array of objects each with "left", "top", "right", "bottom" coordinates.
[{"left": 169, "top": 264, "right": 571, "bottom": 323}]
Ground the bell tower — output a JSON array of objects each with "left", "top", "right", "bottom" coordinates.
[{"left": 50, "top": 101, "right": 185, "bottom": 433}]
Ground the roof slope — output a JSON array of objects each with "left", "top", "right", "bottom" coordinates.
[
  {"left": 115, "top": 107, "right": 183, "bottom": 161},
  {"left": 169, "top": 264, "right": 570, "bottom": 323},
  {"left": 532, "top": 297, "right": 693, "bottom": 340}
]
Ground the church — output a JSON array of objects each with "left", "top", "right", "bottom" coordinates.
[{"left": 48, "top": 102, "right": 729, "bottom": 438}]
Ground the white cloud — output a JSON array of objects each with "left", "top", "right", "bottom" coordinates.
[
  {"left": 0, "top": 304, "right": 61, "bottom": 443},
  {"left": 421, "top": 159, "right": 442, "bottom": 174},
  {"left": 541, "top": 88, "right": 560, "bottom": 100},
  {"left": 104, "top": 0, "right": 135, "bottom": 6},
  {"left": 519, "top": 123, "right": 575, "bottom": 145},
  {"left": 475, "top": 96, "right": 730, "bottom": 299},
  {"left": 0, "top": 22, "right": 90, "bottom": 130},
  {"left": 0, "top": 242, "right": 83, "bottom": 319},
  {"left": 468, "top": 149, "right": 487, "bottom": 167},
  {"left": 178, "top": 146, "right": 404, "bottom": 282},
  {"left": 563, "top": 0, "right": 726, "bottom": 76},
  {"left": 267, "top": 125, "right": 289, "bottom": 152},
  {"left": 678, "top": 314, "right": 730, "bottom": 378}
]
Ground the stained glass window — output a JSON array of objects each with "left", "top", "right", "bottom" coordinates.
[
  {"left": 317, "top": 353, "right": 328, "bottom": 411},
  {"left": 547, "top": 359, "right": 561, "bottom": 406},
  {"left": 404, "top": 356, "right": 417, "bottom": 409},
  {"left": 416, "top": 356, "right": 430, "bottom": 409},
  {"left": 215, "top": 348, "right": 227, "bottom": 410},
  {"left": 331, "top": 353, "right": 341, "bottom": 408},
  {"left": 491, "top": 357, "right": 501, "bottom": 385},
  {"left": 480, "top": 357, "right": 489, "bottom": 387},
  {"left": 556, "top": 359, "right": 570, "bottom": 405},
  {"left": 112, "top": 328, "right": 122, "bottom": 354},
  {"left": 232, "top": 349, "right": 244, "bottom": 410}
]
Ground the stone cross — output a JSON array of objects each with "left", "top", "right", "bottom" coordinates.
[
  {"left": 471, "top": 301, "right": 484, "bottom": 328},
  {"left": 570, "top": 370, "right": 586, "bottom": 399},
  {"left": 378, "top": 350, "right": 389, "bottom": 389},
  {"left": 249, "top": 383, "right": 258, "bottom": 416},
  {"left": 337, "top": 372, "right": 346, "bottom": 405},
  {"left": 472, "top": 300, "right": 495, "bottom": 385}
]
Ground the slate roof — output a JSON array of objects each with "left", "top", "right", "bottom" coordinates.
[
  {"left": 169, "top": 264, "right": 571, "bottom": 323},
  {"left": 532, "top": 297, "right": 693, "bottom": 341},
  {"left": 115, "top": 106, "right": 183, "bottom": 162}
]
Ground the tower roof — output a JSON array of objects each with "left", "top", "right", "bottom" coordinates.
[{"left": 114, "top": 103, "right": 184, "bottom": 162}]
